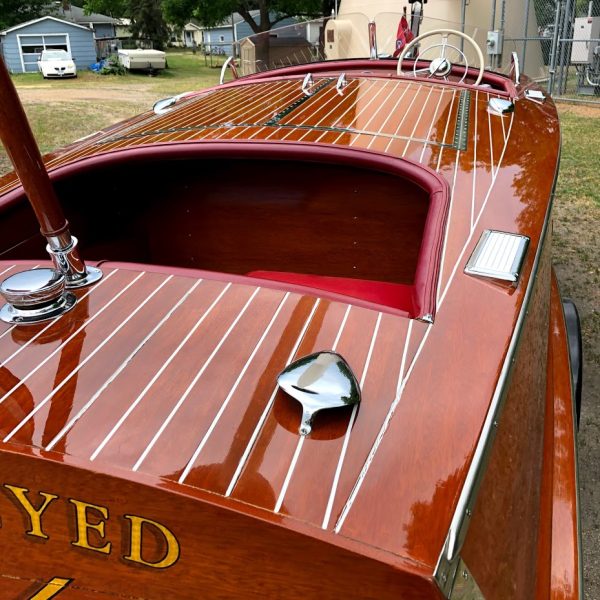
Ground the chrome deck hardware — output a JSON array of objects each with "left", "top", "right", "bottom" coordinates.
[
  {"left": 465, "top": 230, "right": 530, "bottom": 283},
  {"left": 278, "top": 351, "right": 360, "bottom": 436},
  {"left": 488, "top": 97, "right": 514, "bottom": 115},
  {"left": 0, "top": 268, "right": 76, "bottom": 324}
]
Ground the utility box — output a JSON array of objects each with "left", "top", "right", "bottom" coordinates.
[{"left": 571, "top": 17, "right": 600, "bottom": 64}]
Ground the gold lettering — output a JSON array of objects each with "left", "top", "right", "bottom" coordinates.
[
  {"left": 69, "top": 499, "right": 111, "bottom": 554},
  {"left": 123, "top": 515, "right": 179, "bottom": 569},
  {"left": 3, "top": 485, "right": 58, "bottom": 539}
]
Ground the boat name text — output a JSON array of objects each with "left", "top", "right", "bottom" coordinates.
[{"left": 1, "top": 484, "right": 180, "bottom": 569}]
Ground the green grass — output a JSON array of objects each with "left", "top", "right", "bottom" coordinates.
[
  {"left": 10, "top": 51, "right": 222, "bottom": 96},
  {"left": 557, "top": 108, "right": 600, "bottom": 207}
]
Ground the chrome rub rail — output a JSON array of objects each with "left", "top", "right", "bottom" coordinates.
[{"left": 434, "top": 152, "right": 560, "bottom": 598}]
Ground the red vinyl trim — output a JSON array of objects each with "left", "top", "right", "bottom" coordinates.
[{"left": 1, "top": 142, "right": 450, "bottom": 320}]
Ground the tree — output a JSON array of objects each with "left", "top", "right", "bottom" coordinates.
[
  {"left": 0, "top": 0, "right": 49, "bottom": 30},
  {"left": 83, "top": 0, "right": 168, "bottom": 50},
  {"left": 163, "top": 0, "right": 334, "bottom": 35}
]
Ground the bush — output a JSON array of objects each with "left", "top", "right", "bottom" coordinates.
[{"left": 100, "top": 55, "right": 126, "bottom": 76}]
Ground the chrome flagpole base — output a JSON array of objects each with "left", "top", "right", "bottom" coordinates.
[{"left": 46, "top": 235, "right": 102, "bottom": 289}]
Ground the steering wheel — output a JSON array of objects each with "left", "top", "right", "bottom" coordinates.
[{"left": 396, "top": 29, "right": 485, "bottom": 86}]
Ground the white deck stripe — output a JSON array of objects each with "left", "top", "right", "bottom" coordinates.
[
  {"left": 437, "top": 151, "right": 461, "bottom": 303},
  {"left": 349, "top": 81, "right": 395, "bottom": 147},
  {"left": 318, "top": 80, "right": 379, "bottom": 144},
  {"left": 322, "top": 311, "right": 382, "bottom": 530},
  {"left": 439, "top": 111, "right": 514, "bottom": 307},
  {"left": 133, "top": 287, "right": 262, "bottom": 471},
  {"left": 0, "top": 269, "right": 121, "bottom": 406},
  {"left": 488, "top": 105, "right": 496, "bottom": 177},
  {"left": 0, "top": 269, "right": 112, "bottom": 369},
  {"left": 333, "top": 101, "right": 515, "bottom": 529},
  {"left": 471, "top": 90, "right": 479, "bottom": 232},
  {"left": 178, "top": 292, "right": 292, "bottom": 484},
  {"left": 402, "top": 86, "right": 434, "bottom": 157},
  {"left": 45, "top": 279, "right": 203, "bottom": 452},
  {"left": 4, "top": 275, "right": 173, "bottom": 443},
  {"left": 274, "top": 304, "right": 351, "bottom": 513},
  {"left": 383, "top": 85, "right": 423, "bottom": 154},
  {"left": 90, "top": 282, "right": 232, "bottom": 461},
  {"left": 419, "top": 88, "right": 445, "bottom": 163},
  {"left": 274, "top": 435, "right": 305, "bottom": 513},
  {"left": 436, "top": 90, "right": 457, "bottom": 171},
  {"left": 335, "top": 320, "right": 423, "bottom": 533},
  {"left": 367, "top": 83, "right": 412, "bottom": 150},
  {"left": 225, "top": 298, "right": 321, "bottom": 497}
]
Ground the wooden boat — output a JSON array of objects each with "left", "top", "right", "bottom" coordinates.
[{"left": 0, "top": 23, "right": 582, "bottom": 600}]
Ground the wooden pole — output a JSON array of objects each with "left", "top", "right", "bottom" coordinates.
[
  {"left": 0, "top": 56, "right": 70, "bottom": 240},
  {"left": 0, "top": 56, "right": 101, "bottom": 287}
]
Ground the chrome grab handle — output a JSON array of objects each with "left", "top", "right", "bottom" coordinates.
[
  {"left": 219, "top": 56, "right": 239, "bottom": 85},
  {"left": 368, "top": 21, "right": 378, "bottom": 59},
  {"left": 510, "top": 51, "right": 521, "bottom": 85},
  {"left": 301, "top": 73, "right": 314, "bottom": 96},
  {"left": 336, "top": 73, "right": 347, "bottom": 95}
]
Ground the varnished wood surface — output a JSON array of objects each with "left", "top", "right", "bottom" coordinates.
[{"left": 0, "top": 64, "right": 569, "bottom": 597}]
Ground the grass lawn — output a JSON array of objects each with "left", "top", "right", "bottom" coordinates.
[{"left": 9, "top": 51, "right": 223, "bottom": 96}]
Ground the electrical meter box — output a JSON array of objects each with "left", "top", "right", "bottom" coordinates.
[{"left": 571, "top": 16, "right": 600, "bottom": 64}]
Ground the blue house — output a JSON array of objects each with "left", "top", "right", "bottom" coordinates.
[
  {"left": 0, "top": 16, "right": 97, "bottom": 73},
  {"left": 201, "top": 11, "right": 299, "bottom": 56}
]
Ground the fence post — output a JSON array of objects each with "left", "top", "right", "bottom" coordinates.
[
  {"left": 548, "top": 0, "right": 562, "bottom": 94},
  {"left": 521, "top": 0, "right": 531, "bottom": 69}
]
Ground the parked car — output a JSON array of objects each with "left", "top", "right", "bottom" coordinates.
[{"left": 37, "top": 49, "right": 77, "bottom": 78}]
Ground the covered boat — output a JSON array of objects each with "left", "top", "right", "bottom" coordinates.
[{"left": 0, "top": 15, "right": 582, "bottom": 600}]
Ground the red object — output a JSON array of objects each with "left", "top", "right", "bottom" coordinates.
[{"left": 393, "top": 15, "right": 414, "bottom": 58}]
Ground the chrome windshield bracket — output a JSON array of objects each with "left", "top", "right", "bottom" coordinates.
[
  {"left": 301, "top": 73, "right": 315, "bottom": 96},
  {"left": 336, "top": 73, "right": 348, "bottom": 95},
  {"left": 368, "top": 21, "right": 378, "bottom": 59},
  {"left": 510, "top": 51, "right": 521, "bottom": 85}
]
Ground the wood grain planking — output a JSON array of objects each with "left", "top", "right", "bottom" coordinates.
[
  {"left": 5, "top": 275, "right": 195, "bottom": 451},
  {"left": 275, "top": 308, "right": 380, "bottom": 520},
  {"left": 178, "top": 295, "right": 318, "bottom": 493},
  {"left": 131, "top": 288, "right": 289, "bottom": 476},
  {"left": 229, "top": 301, "right": 349, "bottom": 508},
  {"left": 44, "top": 279, "right": 229, "bottom": 458},
  {"left": 89, "top": 284, "right": 258, "bottom": 468}
]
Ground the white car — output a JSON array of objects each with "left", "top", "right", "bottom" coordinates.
[{"left": 38, "top": 49, "right": 77, "bottom": 78}]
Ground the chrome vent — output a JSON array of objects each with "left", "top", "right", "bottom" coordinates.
[{"left": 465, "top": 230, "right": 529, "bottom": 283}]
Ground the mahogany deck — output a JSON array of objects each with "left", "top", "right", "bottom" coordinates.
[{"left": 0, "top": 66, "right": 570, "bottom": 597}]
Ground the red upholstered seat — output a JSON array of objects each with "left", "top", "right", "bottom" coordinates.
[{"left": 246, "top": 271, "right": 414, "bottom": 313}]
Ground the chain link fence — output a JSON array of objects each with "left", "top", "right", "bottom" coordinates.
[{"left": 504, "top": 0, "right": 600, "bottom": 102}]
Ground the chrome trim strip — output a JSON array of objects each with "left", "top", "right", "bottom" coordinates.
[
  {"left": 453, "top": 90, "right": 471, "bottom": 151},
  {"left": 434, "top": 153, "right": 559, "bottom": 597},
  {"left": 511, "top": 51, "right": 521, "bottom": 85},
  {"left": 45, "top": 278, "right": 203, "bottom": 452},
  {"left": 448, "top": 559, "right": 485, "bottom": 599},
  {"left": 133, "top": 287, "right": 261, "bottom": 472},
  {"left": 90, "top": 282, "right": 232, "bottom": 461}
]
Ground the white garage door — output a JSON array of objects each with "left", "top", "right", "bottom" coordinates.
[{"left": 17, "top": 34, "right": 70, "bottom": 72}]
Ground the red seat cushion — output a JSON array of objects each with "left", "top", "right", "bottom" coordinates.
[{"left": 247, "top": 271, "right": 414, "bottom": 312}]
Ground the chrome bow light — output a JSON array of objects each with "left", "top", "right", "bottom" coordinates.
[{"left": 278, "top": 351, "right": 361, "bottom": 436}]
